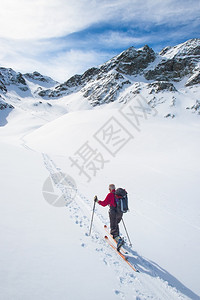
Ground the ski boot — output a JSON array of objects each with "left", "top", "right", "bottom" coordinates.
[{"left": 115, "top": 236, "right": 124, "bottom": 252}]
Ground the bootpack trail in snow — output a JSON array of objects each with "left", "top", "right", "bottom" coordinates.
[{"left": 40, "top": 151, "right": 199, "bottom": 300}]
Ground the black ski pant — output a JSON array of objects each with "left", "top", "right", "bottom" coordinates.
[{"left": 109, "top": 206, "right": 123, "bottom": 239}]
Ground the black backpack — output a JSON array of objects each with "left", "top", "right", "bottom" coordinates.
[{"left": 115, "top": 188, "right": 129, "bottom": 213}]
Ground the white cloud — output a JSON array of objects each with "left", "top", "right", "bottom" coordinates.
[
  {"left": 0, "top": 0, "right": 117, "bottom": 40},
  {"left": 45, "top": 50, "right": 112, "bottom": 82},
  {"left": 0, "top": 0, "right": 199, "bottom": 82},
  {"left": 97, "top": 31, "right": 151, "bottom": 48},
  {"left": 0, "top": 0, "right": 199, "bottom": 40},
  {"left": 118, "top": 0, "right": 200, "bottom": 26},
  {"left": 0, "top": 38, "right": 112, "bottom": 81}
]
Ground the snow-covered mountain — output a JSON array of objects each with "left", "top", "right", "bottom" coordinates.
[
  {"left": 36, "top": 38, "right": 200, "bottom": 113},
  {"left": 0, "top": 39, "right": 200, "bottom": 300},
  {"left": 0, "top": 38, "right": 200, "bottom": 125}
]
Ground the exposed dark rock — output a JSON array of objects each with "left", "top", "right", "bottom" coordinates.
[
  {"left": 0, "top": 101, "right": 14, "bottom": 110},
  {"left": 146, "top": 39, "right": 200, "bottom": 82},
  {"left": 38, "top": 89, "right": 49, "bottom": 97},
  {"left": 98, "top": 45, "right": 156, "bottom": 75},
  {"left": 60, "top": 74, "right": 82, "bottom": 89},
  {"left": 24, "top": 71, "right": 57, "bottom": 84},
  {"left": 160, "top": 39, "right": 200, "bottom": 58},
  {"left": 164, "top": 113, "right": 175, "bottom": 118},
  {"left": 144, "top": 57, "right": 197, "bottom": 81},
  {"left": 116, "top": 45, "right": 156, "bottom": 75},
  {"left": 185, "top": 71, "right": 200, "bottom": 86},
  {"left": 147, "top": 81, "right": 177, "bottom": 93},
  {"left": 38, "top": 74, "right": 83, "bottom": 98},
  {"left": 81, "top": 67, "right": 99, "bottom": 81},
  {"left": 170, "top": 96, "right": 176, "bottom": 107},
  {"left": 147, "top": 95, "right": 166, "bottom": 107},
  {"left": 0, "top": 67, "right": 29, "bottom": 92},
  {"left": 132, "top": 88, "right": 141, "bottom": 94},
  {"left": 186, "top": 100, "right": 200, "bottom": 114},
  {"left": 0, "top": 80, "right": 7, "bottom": 93},
  {"left": 16, "top": 73, "right": 26, "bottom": 85},
  {"left": 82, "top": 72, "right": 131, "bottom": 106},
  {"left": 173, "top": 38, "right": 200, "bottom": 57},
  {"left": 159, "top": 46, "right": 172, "bottom": 56}
]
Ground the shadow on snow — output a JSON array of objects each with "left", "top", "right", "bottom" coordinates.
[{"left": 125, "top": 245, "right": 200, "bottom": 300}]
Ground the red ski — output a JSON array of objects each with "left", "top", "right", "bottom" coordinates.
[
  {"left": 104, "top": 236, "right": 139, "bottom": 272},
  {"left": 104, "top": 225, "right": 127, "bottom": 254}
]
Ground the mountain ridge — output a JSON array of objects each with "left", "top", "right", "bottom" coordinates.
[{"left": 0, "top": 38, "right": 200, "bottom": 123}]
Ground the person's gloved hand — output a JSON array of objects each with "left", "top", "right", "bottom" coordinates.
[{"left": 94, "top": 195, "right": 98, "bottom": 203}]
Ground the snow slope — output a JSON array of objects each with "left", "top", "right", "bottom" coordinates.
[
  {"left": 0, "top": 142, "right": 120, "bottom": 300},
  {"left": 0, "top": 39, "right": 200, "bottom": 299},
  {"left": 1, "top": 94, "right": 199, "bottom": 300},
  {"left": 24, "top": 106, "right": 200, "bottom": 298}
]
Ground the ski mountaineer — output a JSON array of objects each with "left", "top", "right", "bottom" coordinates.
[{"left": 94, "top": 184, "right": 124, "bottom": 250}]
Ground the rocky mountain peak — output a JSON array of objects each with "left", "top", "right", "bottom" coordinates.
[
  {"left": 37, "top": 45, "right": 156, "bottom": 99},
  {"left": 35, "top": 39, "right": 200, "bottom": 105},
  {"left": 0, "top": 38, "right": 199, "bottom": 116},
  {"left": 100, "top": 44, "right": 156, "bottom": 75},
  {"left": 24, "top": 71, "right": 58, "bottom": 88},
  {"left": 145, "top": 39, "right": 200, "bottom": 82},
  {"left": 160, "top": 38, "right": 200, "bottom": 59},
  {"left": 0, "top": 67, "right": 28, "bottom": 92},
  {"left": 0, "top": 67, "right": 58, "bottom": 99}
]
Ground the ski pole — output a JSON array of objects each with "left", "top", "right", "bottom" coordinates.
[
  {"left": 89, "top": 200, "right": 96, "bottom": 236},
  {"left": 122, "top": 218, "right": 132, "bottom": 247}
]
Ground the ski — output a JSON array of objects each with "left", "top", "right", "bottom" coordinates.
[
  {"left": 104, "top": 236, "right": 139, "bottom": 272},
  {"left": 104, "top": 225, "right": 127, "bottom": 254}
]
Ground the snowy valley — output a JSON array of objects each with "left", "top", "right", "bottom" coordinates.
[{"left": 0, "top": 39, "right": 200, "bottom": 300}]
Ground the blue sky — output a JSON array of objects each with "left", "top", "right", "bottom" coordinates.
[{"left": 0, "top": 0, "right": 199, "bottom": 81}]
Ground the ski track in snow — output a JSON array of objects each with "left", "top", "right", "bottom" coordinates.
[{"left": 40, "top": 152, "right": 197, "bottom": 300}]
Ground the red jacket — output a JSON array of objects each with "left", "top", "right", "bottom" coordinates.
[{"left": 98, "top": 189, "right": 116, "bottom": 207}]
